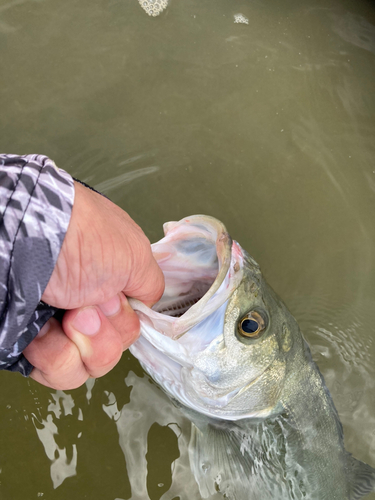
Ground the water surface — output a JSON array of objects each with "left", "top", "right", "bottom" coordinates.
[{"left": 1, "top": 0, "right": 375, "bottom": 498}]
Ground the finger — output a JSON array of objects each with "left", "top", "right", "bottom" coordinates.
[
  {"left": 97, "top": 293, "right": 140, "bottom": 350},
  {"left": 125, "top": 246, "right": 165, "bottom": 306},
  {"left": 24, "top": 318, "right": 90, "bottom": 390},
  {"left": 62, "top": 305, "right": 124, "bottom": 378}
]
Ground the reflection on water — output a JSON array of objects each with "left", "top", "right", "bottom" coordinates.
[
  {"left": 94, "top": 166, "right": 159, "bottom": 194},
  {"left": 33, "top": 411, "right": 78, "bottom": 489},
  {"left": 1, "top": 0, "right": 375, "bottom": 498},
  {"left": 31, "top": 390, "right": 87, "bottom": 489},
  {"left": 332, "top": 11, "right": 375, "bottom": 54},
  {"left": 111, "top": 372, "right": 196, "bottom": 500}
]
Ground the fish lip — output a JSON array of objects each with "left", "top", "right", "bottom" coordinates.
[{"left": 129, "top": 215, "right": 244, "bottom": 340}]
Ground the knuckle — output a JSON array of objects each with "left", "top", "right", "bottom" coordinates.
[
  {"left": 49, "top": 373, "right": 89, "bottom": 391},
  {"left": 94, "top": 343, "right": 122, "bottom": 370},
  {"left": 43, "top": 338, "right": 82, "bottom": 378},
  {"left": 86, "top": 335, "right": 123, "bottom": 374}
]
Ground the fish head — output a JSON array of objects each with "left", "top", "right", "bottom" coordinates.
[
  {"left": 186, "top": 247, "right": 303, "bottom": 421},
  {"left": 129, "top": 215, "right": 303, "bottom": 421}
]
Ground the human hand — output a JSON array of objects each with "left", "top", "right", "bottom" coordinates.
[{"left": 23, "top": 182, "right": 164, "bottom": 390}]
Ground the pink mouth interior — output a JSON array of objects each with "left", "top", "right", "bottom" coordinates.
[{"left": 151, "top": 236, "right": 219, "bottom": 317}]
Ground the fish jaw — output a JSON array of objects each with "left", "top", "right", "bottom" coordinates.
[
  {"left": 129, "top": 303, "right": 230, "bottom": 415},
  {"left": 129, "top": 331, "right": 281, "bottom": 421}
]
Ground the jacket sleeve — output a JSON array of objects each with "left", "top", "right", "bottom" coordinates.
[{"left": 0, "top": 154, "right": 75, "bottom": 376}]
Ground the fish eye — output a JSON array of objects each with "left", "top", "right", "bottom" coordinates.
[{"left": 238, "top": 311, "right": 267, "bottom": 339}]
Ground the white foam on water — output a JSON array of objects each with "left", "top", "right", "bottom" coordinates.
[
  {"left": 138, "top": 0, "right": 168, "bottom": 17},
  {"left": 234, "top": 13, "right": 249, "bottom": 25}
]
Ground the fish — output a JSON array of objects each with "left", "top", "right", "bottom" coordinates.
[{"left": 128, "top": 215, "right": 375, "bottom": 500}]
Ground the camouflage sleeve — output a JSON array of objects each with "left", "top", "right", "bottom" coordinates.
[{"left": 0, "top": 154, "right": 75, "bottom": 376}]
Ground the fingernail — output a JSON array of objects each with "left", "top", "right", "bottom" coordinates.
[
  {"left": 37, "top": 321, "right": 51, "bottom": 338},
  {"left": 72, "top": 307, "right": 101, "bottom": 336},
  {"left": 98, "top": 294, "right": 121, "bottom": 317}
]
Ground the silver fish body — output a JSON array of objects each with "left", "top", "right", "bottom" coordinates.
[{"left": 129, "top": 215, "right": 375, "bottom": 500}]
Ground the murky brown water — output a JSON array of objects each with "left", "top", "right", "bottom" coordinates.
[{"left": 1, "top": 0, "right": 375, "bottom": 498}]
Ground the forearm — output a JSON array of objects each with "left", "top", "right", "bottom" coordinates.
[{"left": 0, "top": 154, "right": 74, "bottom": 375}]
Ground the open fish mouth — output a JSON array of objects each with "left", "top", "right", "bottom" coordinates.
[{"left": 129, "top": 215, "right": 243, "bottom": 341}]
